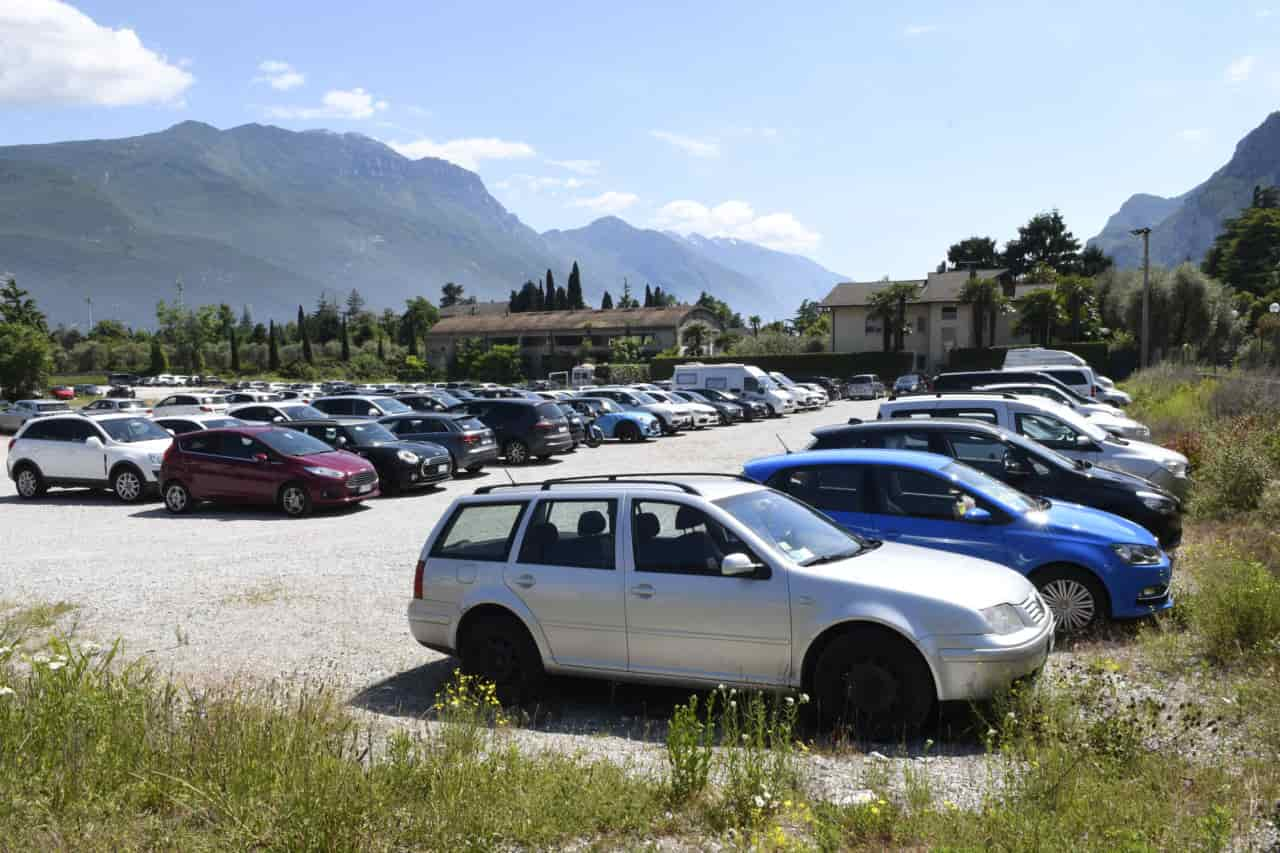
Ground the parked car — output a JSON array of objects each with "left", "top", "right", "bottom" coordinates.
[
  {"left": 670, "top": 389, "right": 743, "bottom": 425},
  {"left": 845, "top": 374, "right": 882, "bottom": 400},
  {"left": 378, "top": 413, "right": 500, "bottom": 474},
  {"left": 408, "top": 474, "right": 1053, "bottom": 731},
  {"left": 152, "top": 394, "right": 230, "bottom": 417},
  {"left": 567, "top": 397, "right": 663, "bottom": 441},
  {"left": 877, "top": 394, "right": 1191, "bottom": 497},
  {"left": 160, "top": 426, "right": 379, "bottom": 517},
  {"left": 81, "top": 398, "right": 150, "bottom": 416},
  {"left": 50, "top": 385, "right": 75, "bottom": 400},
  {"left": 745, "top": 449, "right": 1173, "bottom": 632},
  {"left": 931, "top": 370, "right": 1085, "bottom": 398},
  {"left": 769, "top": 372, "right": 825, "bottom": 408},
  {"left": 0, "top": 399, "right": 73, "bottom": 432},
  {"left": 796, "top": 376, "right": 845, "bottom": 401},
  {"left": 396, "top": 391, "right": 464, "bottom": 413},
  {"left": 8, "top": 413, "right": 173, "bottom": 502},
  {"left": 693, "top": 387, "right": 769, "bottom": 421},
  {"left": 588, "top": 387, "right": 691, "bottom": 434},
  {"left": 643, "top": 389, "right": 719, "bottom": 429},
  {"left": 222, "top": 391, "right": 278, "bottom": 405},
  {"left": 554, "top": 402, "right": 588, "bottom": 447},
  {"left": 73, "top": 383, "right": 111, "bottom": 397},
  {"left": 893, "top": 374, "right": 928, "bottom": 395},
  {"left": 154, "top": 415, "right": 248, "bottom": 435},
  {"left": 463, "top": 399, "right": 574, "bottom": 464},
  {"left": 973, "top": 383, "right": 1147, "bottom": 438},
  {"left": 1095, "top": 375, "right": 1132, "bottom": 407},
  {"left": 670, "top": 363, "right": 796, "bottom": 416},
  {"left": 286, "top": 418, "right": 452, "bottom": 493},
  {"left": 228, "top": 402, "right": 327, "bottom": 423},
  {"left": 105, "top": 385, "right": 136, "bottom": 399},
  {"left": 807, "top": 419, "right": 1183, "bottom": 547},
  {"left": 311, "top": 395, "right": 413, "bottom": 418},
  {"left": 1010, "top": 364, "right": 1101, "bottom": 399}
]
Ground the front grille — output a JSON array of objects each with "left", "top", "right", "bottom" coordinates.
[
  {"left": 1019, "top": 591, "right": 1048, "bottom": 625},
  {"left": 347, "top": 470, "right": 377, "bottom": 488}
]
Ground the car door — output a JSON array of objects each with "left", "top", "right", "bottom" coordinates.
[
  {"left": 768, "top": 465, "right": 880, "bottom": 539},
  {"left": 206, "top": 433, "right": 280, "bottom": 502},
  {"left": 1013, "top": 411, "right": 1102, "bottom": 466},
  {"left": 60, "top": 419, "right": 109, "bottom": 483},
  {"left": 502, "top": 498, "right": 627, "bottom": 671},
  {"left": 15, "top": 418, "right": 64, "bottom": 475},
  {"left": 867, "top": 466, "right": 1009, "bottom": 564},
  {"left": 937, "top": 428, "right": 1007, "bottom": 479},
  {"left": 624, "top": 498, "right": 791, "bottom": 685}
]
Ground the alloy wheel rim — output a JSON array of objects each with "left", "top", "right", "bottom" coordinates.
[
  {"left": 165, "top": 485, "right": 187, "bottom": 511},
  {"left": 283, "top": 488, "right": 306, "bottom": 514},
  {"left": 17, "top": 470, "right": 36, "bottom": 496},
  {"left": 507, "top": 443, "right": 526, "bottom": 463},
  {"left": 116, "top": 472, "right": 141, "bottom": 500},
  {"left": 1041, "top": 579, "right": 1096, "bottom": 631}
]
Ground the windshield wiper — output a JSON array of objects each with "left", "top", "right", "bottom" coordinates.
[{"left": 803, "top": 548, "right": 864, "bottom": 566}]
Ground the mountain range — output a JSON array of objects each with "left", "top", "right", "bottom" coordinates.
[
  {"left": 0, "top": 121, "right": 844, "bottom": 326},
  {"left": 1089, "top": 111, "right": 1280, "bottom": 269}
]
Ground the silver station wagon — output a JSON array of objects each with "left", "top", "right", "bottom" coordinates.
[{"left": 408, "top": 474, "right": 1054, "bottom": 732}]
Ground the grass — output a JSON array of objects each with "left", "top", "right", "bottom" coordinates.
[
  {"left": 0, "top": 600, "right": 78, "bottom": 634},
  {"left": 219, "top": 580, "right": 290, "bottom": 608}
]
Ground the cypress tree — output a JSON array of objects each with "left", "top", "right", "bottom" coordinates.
[
  {"left": 268, "top": 320, "right": 281, "bottom": 370},
  {"left": 148, "top": 336, "right": 168, "bottom": 375},
  {"left": 229, "top": 327, "right": 240, "bottom": 373},
  {"left": 644, "top": 284, "right": 653, "bottom": 307},
  {"left": 555, "top": 286, "right": 568, "bottom": 310},
  {"left": 296, "top": 304, "right": 305, "bottom": 343},
  {"left": 340, "top": 315, "right": 351, "bottom": 361},
  {"left": 567, "top": 261, "right": 584, "bottom": 309},
  {"left": 543, "top": 270, "right": 555, "bottom": 310},
  {"left": 601, "top": 291, "right": 614, "bottom": 310},
  {"left": 299, "top": 304, "right": 314, "bottom": 363},
  {"left": 377, "top": 333, "right": 385, "bottom": 361}
]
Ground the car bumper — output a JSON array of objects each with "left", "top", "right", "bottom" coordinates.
[
  {"left": 1109, "top": 556, "right": 1176, "bottom": 619},
  {"left": 692, "top": 412, "right": 718, "bottom": 428},
  {"left": 532, "top": 434, "right": 575, "bottom": 455},
  {"left": 313, "top": 483, "right": 380, "bottom": 505},
  {"left": 459, "top": 445, "right": 500, "bottom": 467},
  {"left": 399, "top": 457, "right": 453, "bottom": 489},
  {"left": 408, "top": 598, "right": 458, "bottom": 654},
  {"left": 924, "top": 621, "right": 1055, "bottom": 702}
]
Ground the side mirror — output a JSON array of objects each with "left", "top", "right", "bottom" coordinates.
[
  {"left": 368, "top": 409, "right": 379, "bottom": 417},
  {"left": 1075, "top": 433, "right": 1093, "bottom": 448},
  {"left": 720, "top": 552, "right": 760, "bottom": 577},
  {"left": 1002, "top": 451, "right": 1030, "bottom": 477},
  {"left": 336, "top": 436, "right": 348, "bottom": 447},
  {"left": 253, "top": 452, "right": 269, "bottom": 464},
  {"left": 272, "top": 416, "right": 284, "bottom": 423},
  {"left": 962, "top": 506, "right": 993, "bottom": 523},
  {"left": 85, "top": 436, "right": 104, "bottom": 450}
]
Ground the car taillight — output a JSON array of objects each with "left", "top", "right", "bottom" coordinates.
[
  {"left": 461, "top": 433, "right": 478, "bottom": 445},
  {"left": 534, "top": 419, "right": 555, "bottom": 431},
  {"left": 7, "top": 438, "right": 15, "bottom": 451},
  {"left": 199, "top": 406, "right": 213, "bottom": 412},
  {"left": 413, "top": 559, "right": 425, "bottom": 599},
  {"left": 162, "top": 444, "right": 176, "bottom": 464}
]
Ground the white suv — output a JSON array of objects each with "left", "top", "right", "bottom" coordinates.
[
  {"left": 8, "top": 413, "right": 174, "bottom": 502},
  {"left": 408, "top": 474, "right": 1052, "bottom": 732}
]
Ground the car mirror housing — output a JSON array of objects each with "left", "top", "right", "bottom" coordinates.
[
  {"left": 720, "top": 552, "right": 759, "bottom": 577},
  {"left": 963, "top": 506, "right": 993, "bottom": 523},
  {"left": 253, "top": 452, "right": 269, "bottom": 464},
  {"left": 85, "top": 436, "right": 104, "bottom": 449},
  {"left": 1076, "top": 434, "right": 1094, "bottom": 448}
]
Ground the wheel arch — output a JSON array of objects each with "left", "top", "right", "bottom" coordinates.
[
  {"left": 800, "top": 618, "right": 939, "bottom": 704},
  {"left": 1027, "top": 561, "right": 1113, "bottom": 619},
  {"left": 454, "top": 601, "right": 550, "bottom": 666},
  {"left": 107, "top": 459, "right": 146, "bottom": 485}
]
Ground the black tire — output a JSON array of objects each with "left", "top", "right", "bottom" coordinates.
[
  {"left": 163, "top": 480, "right": 192, "bottom": 514},
  {"left": 503, "top": 439, "right": 530, "bottom": 465},
  {"left": 13, "top": 463, "right": 46, "bottom": 499},
  {"left": 810, "top": 627, "right": 935, "bottom": 737},
  {"left": 111, "top": 466, "right": 146, "bottom": 503},
  {"left": 618, "top": 421, "right": 640, "bottom": 443},
  {"left": 278, "top": 482, "right": 313, "bottom": 518},
  {"left": 1033, "top": 565, "right": 1107, "bottom": 633},
  {"left": 459, "top": 612, "right": 545, "bottom": 705},
  {"left": 465, "top": 464, "right": 484, "bottom": 474}
]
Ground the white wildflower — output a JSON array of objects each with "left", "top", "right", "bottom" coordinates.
[
  {"left": 47, "top": 660, "right": 65, "bottom": 671},
  {"left": 784, "top": 696, "right": 795, "bottom": 706},
  {"left": 753, "top": 795, "right": 766, "bottom": 809},
  {"left": 0, "top": 686, "right": 14, "bottom": 697}
]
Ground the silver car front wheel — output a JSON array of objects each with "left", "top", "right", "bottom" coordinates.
[{"left": 16, "top": 467, "right": 41, "bottom": 498}]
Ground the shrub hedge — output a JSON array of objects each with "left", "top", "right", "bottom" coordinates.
[
  {"left": 648, "top": 352, "right": 915, "bottom": 381},
  {"left": 944, "top": 342, "right": 1138, "bottom": 379}
]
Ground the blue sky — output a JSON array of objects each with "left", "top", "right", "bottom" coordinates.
[{"left": 4, "top": 0, "right": 1280, "bottom": 282}]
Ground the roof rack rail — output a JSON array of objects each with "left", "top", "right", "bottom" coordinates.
[
  {"left": 474, "top": 472, "right": 755, "bottom": 497},
  {"left": 929, "top": 391, "right": 1019, "bottom": 400}
]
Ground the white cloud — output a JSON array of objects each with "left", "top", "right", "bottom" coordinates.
[
  {"left": 255, "top": 60, "right": 304, "bottom": 91},
  {"left": 1227, "top": 55, "right": 1256, "bottom": 82},
  {"left": 545, "top": 158, "right": 601, "bottom": 175},
  {"left": 504, "top": 174, "right": 587, "bottom": 192},
  {"left": 386, "top": 137, "right": 535, "bottom": 170},
  {"left": 267, "top": 87, "right": 388, "bottom": 120},
  {"left": 904, "top": 24, "right": 938, "bottom": 36},
  {"left": 572, "top": 191, "right": 639, "bottom": 214},
  {"left": 654, "top": 199, "right": 821, "bottom": 252},
  {"left": 650, "top": 130, "right": 720, "bottom": 158},
  {"left": 0, "top": 0, "right": 193, "bottom": 106},
  {"left": 1176, "top": 128, "right": 1208, "bottom": 142}
]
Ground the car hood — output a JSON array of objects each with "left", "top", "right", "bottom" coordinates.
[
  {"left": 1103, "top": 437, "right": 1187, "bottom": 466},
  {"left": 117, "top": 437, "right": 174, "bottom": 454},
  {"left": 301, "top": 450, "right": 376, "bottom": 473},
  {"left": 1031, "top": 500, "right": 1158, "bottom": 545},
  {"left": 801, "top": 542, "right": 1034, "bottom": 612},
  {"left": 1071, "top": 459, "right": 1175, "bottom": 496},
  {"left": 368, "top": 439, "right": 449, "bottom": 457}
]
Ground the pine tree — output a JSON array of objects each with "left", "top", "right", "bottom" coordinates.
[
  {"left": 567, "top": 261, "right": 584, "bottom": 309},
  {"left": 229, "top": 328, "right": 240, "bottom": 373},
  {"left": 544, "top": 269, "right": 556, "bottom": 311},
  {"left": 644, "top": 284, "right": 653, "bottom": 307},
  {"left": 268, "top": 320, "right": 281, "bottom": 370},
  {"left": 148, "top": 336, "right": 168, "bottom": 375},
  {"left": 299, "top": 305, "right": 314, "bottom": 363},
  {"left": 601, "top": 291, "right": 614, "bottom": 309},
  {"left": 377, "top": 333, "right": 385, "bottom": 361},
  {"left": 340, "top": 315, "right": 351, "bottom": 361}
]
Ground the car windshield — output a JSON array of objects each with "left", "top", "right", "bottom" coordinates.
[
  {"left": 940, "top": 461, "right": 1039, "bottom": 514},
  {"left": 257, "top": 429, "right": 334, "bottom": 456},
  {"left": 715, "top": 489, "right": 864, "bottom": 565},
  {"left": 431, "top": 391, "right": 462, "bottom": 407},
  {"left": 372, "top": 397, "right": 411, "bottom": 414},
  {"left": 99, "top": 417, "right": 170, "bottom": 443},
  {"left": 347, "top": 422, "right": 399, "bottom": 443},
  {"left": 632, "top": 392, "right": 658, "bottom": 404},
  {"left": 37, "top": 403, "right": 71, "bottom": 412},
  {"left": 281, "top": 404, "right": 325, "bottom": 419}
]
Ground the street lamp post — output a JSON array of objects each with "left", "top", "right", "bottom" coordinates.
[{"left": 1130, "top": 227, "right": 1152, "bottom": 368}]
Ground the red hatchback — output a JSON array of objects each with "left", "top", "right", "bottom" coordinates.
[{"left": 160, "top": 426, "right": 379, "bottom": 517}]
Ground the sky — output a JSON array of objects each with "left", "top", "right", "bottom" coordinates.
[{"left": 4, "top": 0, "right": 1280, "bottom": 282}]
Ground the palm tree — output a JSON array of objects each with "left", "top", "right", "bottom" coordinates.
[
  {"left": 1015, "top": 290, "right": 1064, "bottom": 346},
  {"left": 680, "top": 321, "right": 711, "bottom": 356},
  {"left": 867, "top": 290, "right": 900, "bottom": 352},
  {"left": 748, "top": 315, "right": 762, "bottom": 337},
  {"left": 886, "top": 282, "right": 920, "bottom": 352},
  {"left": 958, "top": 277, "right": 1005, "bottom": 349},
  {"left": 1054, "top": 275, "right": 1095, "bottom": 342}
]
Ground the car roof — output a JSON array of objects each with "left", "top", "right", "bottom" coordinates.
[
  {"left": 748, "top": 448, "right": 956, "bottom": 473},
  {"left": 470, "top": 474, "right": 762, "bottom": 502},
  {"left": 812, "top": 418, "right": 1013, "bottom": 438},
  {"left": 156, "top": 413, "right": 240, "bottom": 422},
  {"left": 285, "top": 418, "right": 370, "bottom": 427}
]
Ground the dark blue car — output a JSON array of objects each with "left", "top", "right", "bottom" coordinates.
[{"left": 743, "top": 449, "right": 1173, "bottom": 632}]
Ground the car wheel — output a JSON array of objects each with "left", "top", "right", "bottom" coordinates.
[
  {"left": 459, "top": 612, "right": 546, "bottom": 705},
  {"left": 719, "top": 412, "right": 731, "bottom": 426},
  {"left": 1034, "top": 566, "right": 1106, "bottom": 633},
  {"left": 811, "top": 627, "right": 934, "bottom": 737},
  {"left": 163, "top": 481, "right": 192, "bottom": 514},
  {"left": 279, "top": 483, "right": 313, "bottom": 517},
  {"left": 503, "top": 439, "right": 529, "bottom": 465},
  {"left": 111, "top": 467, "right": 145, "bottom": 503},
  {"left": 465, "top": 464, "right": 484, "bottom": 474},
  {"left": 618, "top": 422, "right": 640, "bottom": 443},
  {"left": 14, "top": 464, "right": 46, "bottom": 499}
]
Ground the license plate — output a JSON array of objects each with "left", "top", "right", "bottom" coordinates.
[
  {"left": 436, "top": 463, "right": 449, "bottom": 474},
  {"left": 357, "top": 484, "right": 373, "bottom": 494}
]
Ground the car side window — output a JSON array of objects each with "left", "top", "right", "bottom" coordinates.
[
  {"left": 63, "top": 420, "right": 100, "bottom": 442},
  {"left": 879, "top": 430, "right": 931, "bottom": 451},
  {"left": 743, "top": 377, "right": 759, "bottom": 392},
  {"left": 934, "top": 408, "right": 998, "bottom": 424},
  {"left": 221, "top": 434, "right": 261, "bottom": 460},
  {"left": 237, "top": 407, "right": 268, "bottom": 421},
  {"left": 631, "top": 500, "right": 756, "bottom": 577},
  {"left": 890, "top": 409, "right": 932, "bottom": 419},
  {"left": 169, "top": 420, "right": 198, "bottom": 434},
  {"left": 517, "top": 499, "right": 618, "bottom": 570},
  {"left": 872, "top": 467, "right": 989, "bottom": 522},
  {"left": 706, "top": 377, "right": 727, "bottom": 390},
  {"left": 430, "top": 502, "right": 529, "bottom": 562},
  {"left": 946, "top": 431, "right": 1006, "bottom": 465},
  {"left": 1015, "top": 412, "right": 1078, "bottom": 448},
  {"left": 771, "top": 466, "right": 867, "bottom": 512},
  {"left": 22, "top": 420, "right": 57, "bottom": 440},
  {"left": 181, "top": 433, "right": 221, "bottom": 455}
]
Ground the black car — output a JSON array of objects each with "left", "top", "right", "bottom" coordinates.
[
  {"left": 892, "top": 374, "right": 928, "bottom": 395},
  {"left": 807, "top": 418, "right": 1183, "bottom": 547},
  {"left": 690, "top": 387, "right": 766, "bottom": 421},
  {"left": 795, "top": 376, "right": 844, "bottom": 401},
  {"left": 670, "top": 389, "right": 742, "bottom": 424},
  {"left": 378, "top": 412, "right": 499, "bottom": 474},
  {"left": 286, "top": 418, "right": 453, "bottom": 493},
  {"left": 553, "top": 402, "right": 587, "bottom": 447},
  {"left": 396, "top": 392, "right": 465, "bottom": 413},
  {"left": 463, "top": 399, "right": 574, "bottom": 464}
]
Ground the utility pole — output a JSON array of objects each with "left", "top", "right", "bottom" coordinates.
[
  {"left": 1130, "top": 227, "right": 1151, "bottom": 368},
  {"left": 85, "top": 296, "right": 93, "bottom": 331}
]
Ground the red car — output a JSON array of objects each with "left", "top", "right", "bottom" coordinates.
[
  {"left": 50, "top": 386, "right": 75, "bottom": 400},
  {"left": 159, "top": 426, "right": 379, "bottom": 517}
]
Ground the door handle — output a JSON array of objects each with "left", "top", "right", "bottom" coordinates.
[
  {"left": 630, "top": 584, "right": 655, "bottom": 599},
  {"left": 513, "top": 574, "right": 536, "bottom": 589}
]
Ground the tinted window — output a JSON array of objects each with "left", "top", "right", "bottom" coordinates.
[
  {"left": 631, "top": 500, "right": 755, "bottom": 576},
  {"left": 313, "top": 399, "right": 350, "bottom": 415},
  {"left": 1015, "top": 412, "right": 1079, "bottom": 446},
  {"left": 99, "top": 418, "right": 168, "bottom": 443},
  {"left": 346, "top": 422, "right": 397, "bottom": 443},
  {"left": 537, "top": 403, "right": 565, "bottom": 420},
  {"left": 393, "top": 417, "right": 444, "bottom": 434},
  {"left": 372, "top": 397, "right": 411, "bottom": 414},
  {"left": 431, "top": 502, "right": 528, "bottom": 562},
  {"left": 257, "top": 429, "right": 333, "bottom": 457},
  {"left": 946, "top": 431, "right": 1006, "bottom": 466},
  {"left": 934, "top": 408, "right": 998, "bottom": 424},
  {"left": 1041, "top": 369, "right": 1087, "bottom": 385},
  {"left": 874, "top": 467, "right": 970, "bottom": 520},
  {"left": 22, "top": 420, "right": 60, "bottom": 440},
  {"left": 517, "top": 499, "right": 618, "bottom": 570},
  {"left": 706, "top": 377, "right": 727, "bottom": 390},
  {"left": 879, "top": 430, "right": 931, "bottom": 451},
  {"left": 62, "top": 420, "right": 102, "bottom": 442},
  {"left": 234, "top": 407, "right": 273, "bottom": 422},
  {"left": 161, "top": 420, "right": 198, "bottom": 434},
  {"left": 180, "top": 432, "right": 221, "bottom": 454},
  {"left": 771, "top": 466, "right": 867, "bottom": 512},
  {"left": 37, "top": 403, "right": 71, "bottom": 412},
  {"left": 280, "top": 405, "right": 324, "bottom": 420},
  {"left": 220, "top": 433, "right": 265, "bottom": 460}
]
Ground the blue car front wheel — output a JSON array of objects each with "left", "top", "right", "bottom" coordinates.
[{"left": 1034, "top": 566, "right": 1107, "bottom": 633}]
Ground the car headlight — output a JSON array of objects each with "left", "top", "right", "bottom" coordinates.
[
  {"left": 1163, "top": 459, "right": 1187, "bottom": 476},
  {"left": 304, "top": 466, "right": 346, "bottom": 479},
  {"left": 1134, "top": 426, "right": 1151, "bottom": 439},
  {"left": 1136, "top": 490, "right": 1176, "bottom": 513},
  {"left": 397, "top": 450, "right": 420, "bottom": 464},
  {"left": 980, "top": 604, "right": 1024, "bottom": 635},
  {"left": 1112, "top": 543, "right": 1163, "bottom": 565},
  {"left": 148, "top": 453, "right": 163, "bottom": 465}
]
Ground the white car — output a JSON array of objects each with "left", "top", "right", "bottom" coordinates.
[
  {"left": 974, "top": 383, "right": 1149, "bottom": 439},
  {"left": 408, "top": 475, "right": 1053, "bottom": 731},
  {"left": 878, "top": 394, "right": 1189, "bottom": 497},
  {"left": 845, "top": 375, "right": 881, "bottom": 400},
  {"left": 642, "top": 389, "right": 719, "bottom": 428},
  {"left": 769, "top": 372, "right": 823, "bottom": 409},
  {"left": 0, "top": 399, "right": 73, "bottom": 432},
  {"left": 81, "top": 398, "right": 152, "bottom": 416},
  {"left": 152, "top": 393, "right": 230, "bottom": 417},
  {"left": 7, "top": 413, "right": 174, "bottom": 502},
  {"left": 590, "top": 387, "right": 692, "bottom": 434},
  {"left": 228, "top": 402, "right": 326, "bottom": 423},
  {"left": 797, "top": 383, "right": 831, "bottom": 406},
  {"left": 1095, "top": 376, "right": 1132, "bottom": 407},
  {"left": 153, "top": 414, "right": 247, "bottom": 435}
]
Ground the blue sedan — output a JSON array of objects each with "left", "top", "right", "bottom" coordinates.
[
  {"left": 569, "top": 397, "right": 663, "bottom": 441},
  {"left": 743, "top": 449, "right": 1173, "bottom": 632}
]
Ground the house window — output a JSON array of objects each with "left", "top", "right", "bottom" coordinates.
[
  {"left": 865, "top": 319, "right": 882, "bottom": 334},
  {"left": 941, "top": 306, "right": 958, "bottom": 321},
  {"left": 916, "top": 317, "right": 927, "bottom": 333}
]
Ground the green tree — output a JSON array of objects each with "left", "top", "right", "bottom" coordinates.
[
  {"left": 946, "top": 236, "right": 1001, "bottom": 270},
  {"left": 340, "top": 315, "right": 351, "bottom": 362},
  {"left": 567, "top": 262, "right": 585, "bottom": 309},
  {"left": 346, "top": 289, "right": 366, "bottom": 317},
  {"left": 644, "top": 284, "right": 653, "bottom": 307},
  {"left": 600, "top": 291, "right": 614, "bottom": 310},
  {"left": 89, "top": 319, "right": 129, "bottom": 339},
  {"left": 866, "top": 289, "right": 899, "bottom": 352},
  {"left": 0, "top": 323, "right": 53, "bottom": 399},
  {"left": 268, "top": 320, "right": 281, "bottom": 371},
  {"left": 1054, "top": 275, "right": 1097, "bottom": 341},
  {"left": 440, "top": 282, "right": 465, "bottom": 308},
  {"left": 1014, "top": 290, "right": 1064, "bottom": 346},
  {"left": 312, "top": 294, "right": 341, "bottom": 343},
  {"left": 229, "top": 327, "right": 240, "bottom": 373},
  {"left": 885, "top": 281, "right": 920, "bottom": 351},
  {"left": 958, "top": 276, "right": 1006, "bottom": 348},
  {"left": 617, "top": 280, "right": 639, "bottom": 309},
  {"left": 748, "top": 315, "right": 762, "bottom": 337},
  {"left": 1078, "top": 246, "right": 1113, "bottom": 276},
  {"left": 609, "top": 335, "right": 644, "bottom": 363},
  {"left": 471, "top": 344, "right": 524, "bottom": 383},
  {"left": 680, "top": 321, "right": 712, "bottom": 356},
  {"left": 0, "top": 276, "right": 47, "bottom": 331},
  {"left": 216, "top": 303, "right": 235, "bottom": 336},
  {"left": 299, "top": 305, "right": 314, "bottom": 364},
  {"left": 555, "top": 286, "right": 568, "bottom": 310},
  {"left": 148, "top": 336, "right": 169, "bottom": 375},
  {"left": 1203, "top": 202, "right": 1280, "bottom": 296},
  {"left": 400, "top": 296, "right": 439, "bottom": 356},
  {"left": 1003, "top": 210, "right": 1081, "bottom": 277},
  {"left": 376, "top": 333, "right": 386, "bottom": 362}
]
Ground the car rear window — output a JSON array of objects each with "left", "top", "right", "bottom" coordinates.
[
  {"left": 536, "top": 403, "right": 564, "bottom": 420},
  {"left": 373, "top": 397, "right": 411, "bottom": 414},
  {"left": 117, "top": 400, "right": 146, "bottom": 409},
  {"left": 431, "top": 502, "right": 529, "bottom": 562},
  {"left": 454, "top": 417, "right": 486, "bottom": 431},
  {"left": 37, "top": 403, "right": 70, "bottom": 412}
]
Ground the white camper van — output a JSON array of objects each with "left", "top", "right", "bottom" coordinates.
[
  {"left": 670, "top": 363, "right": 796, "bottom": 416},
  {"left": 1002, "top": 348, "right": 1088, "bottom": 369}
]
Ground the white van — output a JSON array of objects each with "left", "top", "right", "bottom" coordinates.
[
  {"left": 671, "top": 363, "right": 796, "bottom": 416},
  {"left": 1011, "top": 364, "right": 1100, "bottom": 399},
  {"left": 1002, "top": 348, "right": 1087, "bottom": 369}
]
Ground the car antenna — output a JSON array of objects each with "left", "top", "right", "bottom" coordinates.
[{"left": 776, "top": 433, "right": 792, "bottom": 455}]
